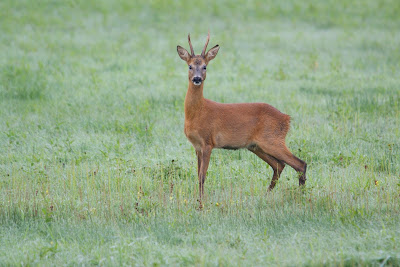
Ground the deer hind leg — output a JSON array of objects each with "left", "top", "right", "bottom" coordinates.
[
  {"left": 196, "top": 151, "right": 201, "bottom": 177},
  {"left": 257, "top": 143, "right": 307, "bottom": 186},
  {"left": 248, "top": 146, "right": 285, "bottom": 191}
]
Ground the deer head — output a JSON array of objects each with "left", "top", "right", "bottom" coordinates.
[{"left": 177, "top": 32, "right": 220, "bottom": 86}]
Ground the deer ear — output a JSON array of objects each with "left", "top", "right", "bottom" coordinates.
[
  {"left": 177, "top": 46, "right": 191, "bottom": 62},
  {"left": 205, "top": 45, "right": 219, "bottom": 63}
]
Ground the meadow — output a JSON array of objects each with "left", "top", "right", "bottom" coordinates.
[{"left": 1, "top": 0, "right": 400, "bottom": 265}]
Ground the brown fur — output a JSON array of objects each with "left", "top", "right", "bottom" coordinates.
[{"left": 177, "top": 33, "right": 307, "bottom": 206}]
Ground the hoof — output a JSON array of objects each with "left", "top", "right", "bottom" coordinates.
[
  {"left": 299, "top": 176, "right": 306, "bottom": 186},
  {"left": 197, "top": 199, "right": 203, "bottom": 210}
]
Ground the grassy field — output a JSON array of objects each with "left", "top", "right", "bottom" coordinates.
[{"left": 1, "top": 0, "right": 400, "bottom": 265}]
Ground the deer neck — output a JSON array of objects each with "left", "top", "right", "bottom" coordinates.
[{"left": 184, "top": 83, "right": 204, "bottom": 120}]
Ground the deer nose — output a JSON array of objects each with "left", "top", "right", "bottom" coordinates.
[{"left": 192, "top": 77, "right": 202, "bottom": 85}]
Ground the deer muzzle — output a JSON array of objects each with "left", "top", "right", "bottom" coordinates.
[{"left": 192, "top": 76, "right": 202, "bottom": 86}]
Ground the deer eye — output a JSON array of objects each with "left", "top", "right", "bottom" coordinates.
[
  {"left": 189, "top": 65, "right": 192, "bottom": 70},
  {"left": 203, "top": 66, "right": 207, "bottom": 70}
]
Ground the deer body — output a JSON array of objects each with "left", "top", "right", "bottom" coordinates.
[
  {"left": 184, "top": 89, "right": 290, "bottom": 151},
  {"left": 177, "top": 33, "right": 307, "bottom": 206}
]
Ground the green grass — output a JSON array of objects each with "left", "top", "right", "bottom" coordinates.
[{"left": 1, "top": 0, "right": 400, "bottom": 265}]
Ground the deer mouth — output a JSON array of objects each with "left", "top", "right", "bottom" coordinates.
[{"left": 193, "top": 81, "right": 202, "bottom": 86}]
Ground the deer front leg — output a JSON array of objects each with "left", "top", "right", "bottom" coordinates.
[{"left": 198, "top": 146, "right": 212, "bottom": 208}]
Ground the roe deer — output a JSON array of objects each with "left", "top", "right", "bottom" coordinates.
[{"left": 177, "top": 32, "right": 307, "bottom": 206}]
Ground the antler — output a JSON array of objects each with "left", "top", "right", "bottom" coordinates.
[
  {"left": 188, "top": 33, "right": 195, "bottom": 56},
  {"left": 201, "top": 30, "right": 210, "bottom": 57}
]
